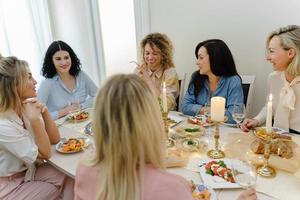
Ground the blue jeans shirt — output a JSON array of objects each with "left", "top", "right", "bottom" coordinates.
[{"left": 182, "top": 75, "right": 244, "bottom": 124}]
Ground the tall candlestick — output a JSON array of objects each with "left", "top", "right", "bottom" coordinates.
[
  {"left": 266, "top": 94, "right": 273, "bottom": 134},
  {"left": 162, "top": 82, "right": 168, "bottom": 112},
  {"left": 211, "top": 97, "right": 226, "bottom": 122}
]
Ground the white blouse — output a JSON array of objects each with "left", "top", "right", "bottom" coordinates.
[{"left": 0, "top": 111, "right": 38, "bottom": 177}]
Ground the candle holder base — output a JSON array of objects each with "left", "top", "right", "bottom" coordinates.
[
  {"left": 162, "top": 112, "right": 169, "bottom": 135},
  {"left": 206, "top": 119, "right": 226, "bottom": 159},
  {"left": 207, "top": 149, "right": 225, "bottom": 159},
  {"left": 257, "top": 165, "right": 276, "bottom": 178}
]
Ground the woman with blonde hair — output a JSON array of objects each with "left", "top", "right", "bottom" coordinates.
[
  {"left": 74, "top": 74, "right": 257, "bottom": 200},
  {"left": 74, "top": 74, "right": 192, "bottom": 200},
  {"left": 134, "top": 33, "right": 179, "bottom": 110},
  {"left": 241, "top": 25, "right": 300, "bottom": 134},
  {"left": 0, "top": 55, "right": 73, "bottom": 199}
]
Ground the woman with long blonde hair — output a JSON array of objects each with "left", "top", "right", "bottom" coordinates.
[
  {"left": 74, "top": 74, "right": 193, "bottom": 200},
  {"left": 0, "top": 55, "right": 73, "bottom": 199}
]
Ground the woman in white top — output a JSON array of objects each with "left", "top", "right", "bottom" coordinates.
[
  {"left": 0, "top": 55, "right": 73, "bottom": 199},
  {"left": 241, "top": 25, "right": 300, "bottom": 134}
]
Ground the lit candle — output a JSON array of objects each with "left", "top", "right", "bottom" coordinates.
[
  {"left": 211, "top": 96, "right": 226, "bottom": 122},
  {"left": 266, "top": 94, "right": 273, "bottom": 134},
  {"left": 162, "top": 82, "right": 168, "bottom": 112}
]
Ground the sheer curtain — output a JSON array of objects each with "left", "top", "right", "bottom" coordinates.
[{"left": 0, "top": 0, "right": 53, "bottom": 85}]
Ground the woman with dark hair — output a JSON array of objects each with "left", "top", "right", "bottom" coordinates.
[
  {"left": 182, "top": 39, "right": 243, "bottom": 123},
  {"left": 37, "top": 41, "right": 98, "bottom": 120}
]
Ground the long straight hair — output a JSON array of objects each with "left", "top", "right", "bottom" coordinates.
[
  {"left": 0, "top": 55, "right": 28, "bottom": 114},
  {"left": 91, "top": 74, "right": 165, "bottom": 200},
  {"left": 188, "top": 39, "right": 240, "bottom": 97}
]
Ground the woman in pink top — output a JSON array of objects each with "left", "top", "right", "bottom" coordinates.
[
  {"left": 74, "top": 74, "right": 192, "bottom": 200},
  {"left": 74, "top": 74, "right": 257, "bottom": 200}
]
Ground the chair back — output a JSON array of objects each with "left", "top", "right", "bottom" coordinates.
[
  {"left": 175, "top": 73, "right": 186, "bottom": 112},
  {"left": 241, "top": 75, "right": 255, "bottom": 117}
]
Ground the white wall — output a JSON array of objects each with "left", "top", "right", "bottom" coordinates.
[
  {"left": 149, "top": 0, "right": 300, "bottom": 117},
  {"left": 48, "top": 0, "right": 101, "bottom": 85}
]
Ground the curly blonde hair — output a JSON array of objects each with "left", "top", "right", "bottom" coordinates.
[
  {"left": 267, "top": 25, "right": 300, "bottom": 76},
  {"left": 140, "top": 33, "right": 175, "bottom": 69}
]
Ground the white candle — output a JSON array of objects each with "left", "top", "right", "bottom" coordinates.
[
  {"left": 162, "top": 82, "right": 168, "bottom": 112},
  {"left": 211, "top": 96, "right": 226, "bottom": 122},
  {"left": 266, "top": 94, "right": 273, "bottom": 133}
]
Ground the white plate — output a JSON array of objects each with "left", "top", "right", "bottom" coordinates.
[
  {"left": 56, "top": 137, "right": 91, "bottom": 154},
  {"left": 193, "top": 184, "right": 217, "bottom": 200},
  {"left": 199, "top": 158, "right": 242, "bottom": 189}
]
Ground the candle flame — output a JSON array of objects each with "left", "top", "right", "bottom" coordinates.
[
  {"left": 163, "top": 82, "right": 166, "bottom": 88},
  {"left": 269, "top": 94, "right": 273, "bottom": 102}
]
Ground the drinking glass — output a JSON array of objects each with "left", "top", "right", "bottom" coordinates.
[
  {"left": 202, "top": 102, "right": 211, "bottom": 121},
  {"left": 232, "top": 104, "right": 246, "bottom": 127},
  {"left": 231, "top": 160, "right": 257, "bottom": 189},
  {"left": 68, "top": 95, "right": 81, "bottom": 123}
]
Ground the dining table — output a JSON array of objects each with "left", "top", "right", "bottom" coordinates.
[{"left": 49, "top": 110, "right": 300, "bottom": 200}]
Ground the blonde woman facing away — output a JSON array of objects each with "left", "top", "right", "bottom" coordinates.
[
  {"left": 0, "top": 56, "right": 74, "bottom": 199},
  {"left": 74, "top": 74, "right": 257, "bottom": 200},
  {"left": 134, "top": 33, "right": 179, "bottom": 110},
  {"left": 241, "top": 25, "right": 300, "bottom": 134}
]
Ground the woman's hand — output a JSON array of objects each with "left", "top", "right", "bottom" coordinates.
[
  {"left": 237, "top": 188, "right": 257, "bottom": 200},
  {"left": 240, "top": 118, "right": 259, "bottom": 132},
  {"left": 23, "top": 98, "right": 45, "bottom": 121},
  {"left": 59, "top": 103, "right": 81, "bottom": 117}
]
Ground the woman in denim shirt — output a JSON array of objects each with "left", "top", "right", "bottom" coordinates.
[{"left": 182, "top": 39, "right": 243, "bottom": 124}]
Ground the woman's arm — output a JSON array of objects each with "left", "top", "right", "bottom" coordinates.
[
  {"left": 23, "top": 98, "right": 52, "bottom": 159},
  {"left": 80, "top": 71, "right": 98, "bottom": 109},
  {"left": 162, "top": 68, "right": 179, "bottom": 110},
  {"left": 182, "top": 85, "right": 202, "bottom": 116},
  {"left": 225, "top": 76, "right": 244, "bottom": 124},
  {"left": 41, "top": 107, "right": 60, "bottom": 144}
]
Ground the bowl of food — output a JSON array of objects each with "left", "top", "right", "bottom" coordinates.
[{"left": 176, "top": 124, "right": 205, "bottom": 137}]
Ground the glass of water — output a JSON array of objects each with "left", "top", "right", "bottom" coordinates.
[
  {"left": 231, "top": 160, "right": 257, "bottom": 189},
  {"left": 232, "top": 103, "right": 245, "bottom": 127}
]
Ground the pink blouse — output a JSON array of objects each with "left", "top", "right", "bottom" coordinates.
[{"left": 74, "top": 163, "right": 194, "bottom": 200}]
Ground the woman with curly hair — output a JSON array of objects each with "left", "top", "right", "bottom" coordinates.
[
  {"left": 37, "top": 41, "right": 98, "bottom": 120},
  {"left": 135, "top": 33, "right": 179, "bottom": 110}
]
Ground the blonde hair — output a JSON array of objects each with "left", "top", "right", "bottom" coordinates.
[
  {"left": 0, "top": 55, "right": 29, "bottom": 113},
  {"left": 267, "top": 25, "right": 300, "bottom": 76},
  {"left": 140, "top": 32, "right": 175, "bottom": 69},
  {"left": 92, "top": 74, "right": 165, "bottom": 200}
]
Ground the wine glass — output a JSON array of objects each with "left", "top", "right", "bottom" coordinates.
[
  {"left": 232, "top": 103, "right": 246, "bottom": 127},
  {"left": 231, "top": 160, "right": 257, "bottom": 189}
]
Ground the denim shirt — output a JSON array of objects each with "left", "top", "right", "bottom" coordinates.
[
  {"left": 182, "top": 75, "right": 244, "bottom": 124},
  {"left": 37, "top": 71, "right": 98, "bottom": 120}
]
